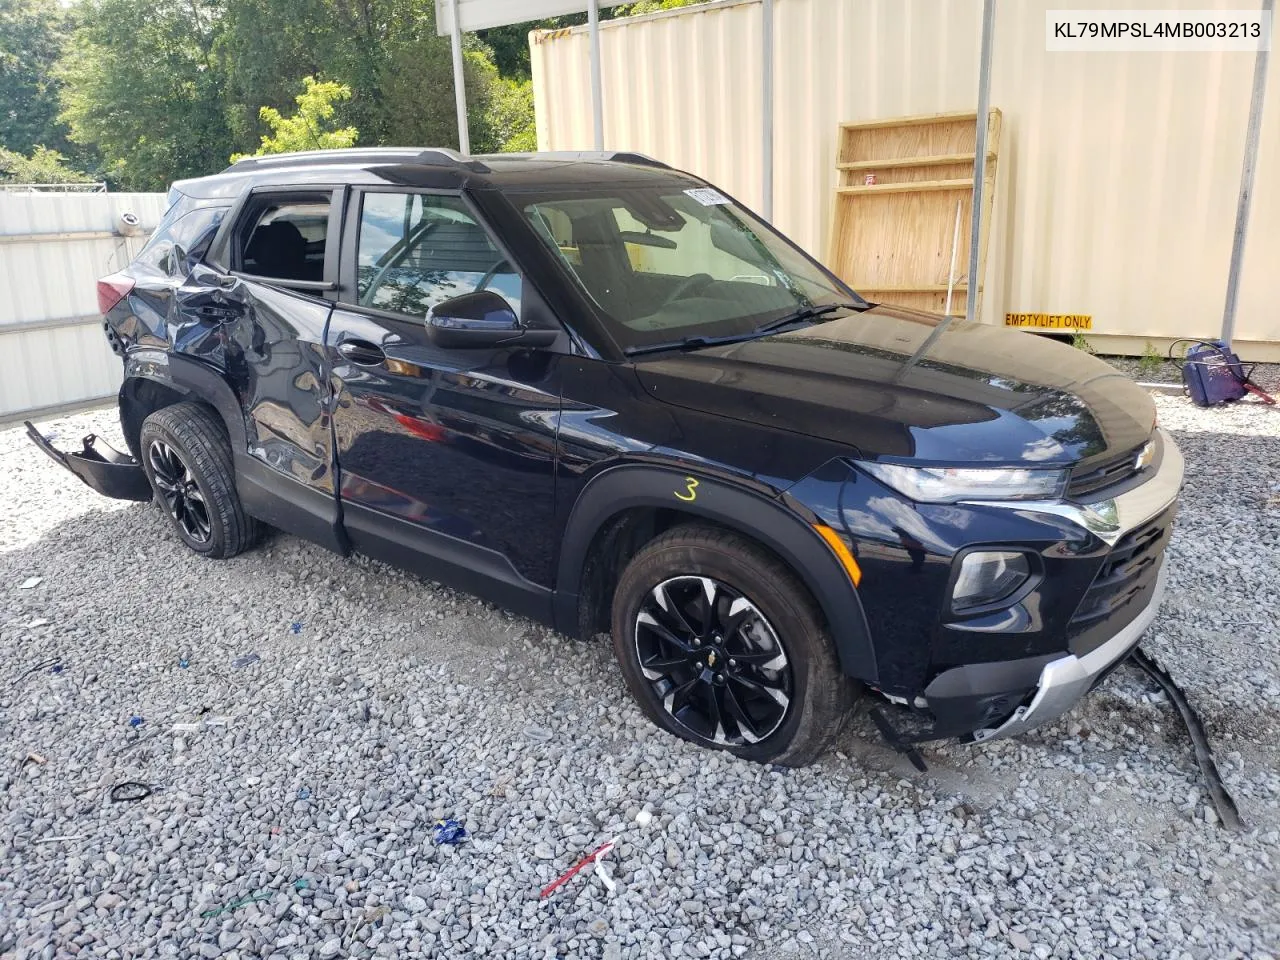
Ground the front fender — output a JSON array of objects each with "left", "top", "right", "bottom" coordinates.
[{"left": 555, "top": 463, "right": 877, "bottom": 683}]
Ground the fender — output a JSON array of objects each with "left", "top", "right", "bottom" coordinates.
[
  {"left": 123, "top": 351, "right": 347, "bottom": 554},
  {"left": 123, "top": 350, "right": 248, "bottom": 453},
  {"left": 555, "top": 464, "right": 878, "bottom": 683}
]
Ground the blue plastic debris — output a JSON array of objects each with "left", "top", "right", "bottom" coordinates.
[
  {"left": 297, "top": 787, "right": 311, "bottom": 800},
  {"left": 431, "top": 819, "right": 468, "bottom": 846},
  {"left": 129, "top": 715, "right": 144, "bottom": 727},
  {"left": 290, "top": 622, "right": 303, "bottom": 635},
  {"left": 49, "top": 664, "right": 63, "bottom": 674},
  {"left": 178, "top": 657, "right": 190, "bottom": 669}
]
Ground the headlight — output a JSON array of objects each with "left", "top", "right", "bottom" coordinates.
[
  {"left": 952, "top": 550, "right": 1032, "bottom": 610},
  {"left": 859, "top": 462, "right": 1067, "bottom": 503}
]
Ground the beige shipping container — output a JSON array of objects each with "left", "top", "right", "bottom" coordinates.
[{"left": 530, "top": 0, "right": 1279, "bottom": 360}]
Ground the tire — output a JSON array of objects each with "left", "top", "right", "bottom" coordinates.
[
  {"left": 611, "top": 523, "right": 858, "bottom": 766},
  {"left": 138, "top": 401, "right": 262, "bottom": 559}
]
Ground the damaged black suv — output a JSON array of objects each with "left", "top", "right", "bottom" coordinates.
[{"left": 30, "top": 148, "right": 1183, "bottom": 766}]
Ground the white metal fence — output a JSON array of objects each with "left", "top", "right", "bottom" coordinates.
[{"left": 0, "top": 191, "right": 167, "bottom": 422}]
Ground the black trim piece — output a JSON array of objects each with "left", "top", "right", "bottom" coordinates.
[
  {"left": 160, "top": 356, "right": 249, "bottom": 452},
  {"left": 1129, "top": 647, "right": 1243, "bottom": 831},
  {"left": 343, "top": 502, "right": 554, "bottom": 625},
  {"left": 230, "top": 271, "right": 337, "bottom": 292},
  {"left": 235, "top": 454, "right": 348, "bottom": 555},
  {"left": 25, "top": 423, "right": 153, "bottom": 502},
  {"left": 554, "top": 465, "right": 878, "bottom": 682}
]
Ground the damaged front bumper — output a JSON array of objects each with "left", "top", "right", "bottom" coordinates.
[
  {"left": 969, "top": 564, "right": 1167, "bottom": 741},
  {"left": 25, "top": 422, "right": 152, "bottom": 501}
]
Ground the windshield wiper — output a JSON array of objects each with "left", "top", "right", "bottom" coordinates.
[
  {"left": 753, "top": 302, "right": 862, "bottom": 336},
  {"left": 624, "top": 335, "right": 727, "bottom": 357},
  {"left": 623, "top": 303, "right": 863, "bottom": 358}
]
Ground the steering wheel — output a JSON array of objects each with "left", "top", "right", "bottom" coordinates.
[
  {"left": 658, "top": 272, "right": 714, "bottom": 309},
  {"left": 475, "top": 257, "right": 511, "bottom": 293}
]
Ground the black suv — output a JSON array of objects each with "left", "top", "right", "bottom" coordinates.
[{"left": 29, "top": 148, "right": 1182, "bottom": 766}]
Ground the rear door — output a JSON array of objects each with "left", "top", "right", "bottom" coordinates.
[
  {"left": 324, "top": 186, "right": 563, "bottom": 618},
  {"left": 190, "top": 186, "right": 346, "bottom": 550}
]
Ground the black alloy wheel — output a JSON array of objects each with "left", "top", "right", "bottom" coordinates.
[
  {"left": 138, "top": 401, "right": 263, "bottom": 559},
  {"left": 147, "top": 439, "right": 212, "bottom": 544},
  {"left": 635, "top": 575, "right": 792, "bottom": 746}
]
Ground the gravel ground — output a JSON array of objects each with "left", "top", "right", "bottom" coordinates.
[{"left": 1, "top": 384, "right": 1278, "bottom": 960}]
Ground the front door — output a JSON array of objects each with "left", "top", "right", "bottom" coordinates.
[{"left": 324, "top": 188, "right": 561, "bottom": 620}]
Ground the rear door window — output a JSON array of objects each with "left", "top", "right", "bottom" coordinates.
[{"left": 238, "top": 196, "right": 332, "bottom": 282}]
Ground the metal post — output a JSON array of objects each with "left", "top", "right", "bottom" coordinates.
[
  {"left": 449, "top": 0, "right": 470, "bottom": 155},
  {"left": 588, "top": 0, "right": 605, "bottom": 150},
  {"left": 1221, "top": 0, "right": 1273, "bottom": 344},
  {"left": 762, "top": 0, "right": 774, "bottom": 219},
  {"left": 965, "top": 0, "right": 996, "bottom": 324}
]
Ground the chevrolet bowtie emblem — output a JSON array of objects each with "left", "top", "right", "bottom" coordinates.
[
  {"left": 1134, "top": 440, "right": 1156, "bottom": 472},
  {"left": 707, "top": 651, "right": 717, "bottom": 667}
]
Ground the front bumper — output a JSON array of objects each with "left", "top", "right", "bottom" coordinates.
[
  {"left": 922, "top": 427, "right": 1185, "bottom": 740},
  {"left": 970, "top": 563, "right": 1166, "bottom": 741}
]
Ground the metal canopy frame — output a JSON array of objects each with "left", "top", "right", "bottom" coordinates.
[{"left": 441, "top": 0, "right": 777, "bottom": 219}]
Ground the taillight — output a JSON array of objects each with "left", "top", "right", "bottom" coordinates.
[{"left": 97, "top": 273, "right": 135, "bottom": 315}]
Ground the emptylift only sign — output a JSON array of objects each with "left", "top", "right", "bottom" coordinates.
[{"left": 1005, "top": 312, "right": 1093, "bottom": 330}]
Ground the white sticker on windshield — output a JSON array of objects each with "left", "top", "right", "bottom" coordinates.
[{"left": 683, "top": 187, "right": 731, "bottom": 206}]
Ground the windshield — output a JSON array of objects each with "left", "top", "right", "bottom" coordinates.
[{"left": 518, "top": 183, "right": 862, "bottom": 352}]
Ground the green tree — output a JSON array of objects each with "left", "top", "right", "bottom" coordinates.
[
  {"left": 215, "top": 0, "right": 337, "bottom": 151},
  {"left": 0, "top": 0, "right": 72, "bottom": 155},
  {"left": 232, "top": 76, "right": 358, "bottom": 160},
  {"left": 58, "top": 0, "right": 231, "bottom": 190},
  {"left": 0, "top": 145, "right": 95, "bottom": 184}
]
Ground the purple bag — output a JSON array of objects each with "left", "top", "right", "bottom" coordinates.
[{"left": 1181, "top": 340, "right": 1248, "bottom": 407}]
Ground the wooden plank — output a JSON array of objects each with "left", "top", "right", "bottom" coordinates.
[
  {"left": 836, "top": 179, "right": 974, "bottom": 195},
  {"left": 827, "top": 108, "right": 1001, "bottom": 317},
  {"left": 837, "top": 153, "right": 976, "bottom": 170},
  {"left": 852, "top": 284, "right": 970, "bottom": 293},
  {"left": 838, "top": 111, "right": 982, "bottom": 131}
]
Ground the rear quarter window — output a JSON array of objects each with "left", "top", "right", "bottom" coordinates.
[{"left": 134, "top": 205, "right": 229, "bottom": 277}]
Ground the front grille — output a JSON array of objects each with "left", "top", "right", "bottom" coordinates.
[
  {"left": 1068, "top": 504, "right": 1176, "bottom": 655},
  {"left": 1067, "top": 445, "right": 1144, "bottom": 499}
]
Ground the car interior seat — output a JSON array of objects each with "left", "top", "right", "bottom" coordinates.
[{"left": 245, "top": 220, "right": 312, "bottom": 281}]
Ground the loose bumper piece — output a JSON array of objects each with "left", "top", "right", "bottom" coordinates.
[{"left": 25, "top": 422, "right": 153, "bottom": 502}]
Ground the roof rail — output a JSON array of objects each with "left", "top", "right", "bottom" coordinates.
[
  {"left": 222, "top": 147, "right": 487, "bottom": 173},
  {"left": 493, "top": 150, "right": 671, "bottom": 169}
]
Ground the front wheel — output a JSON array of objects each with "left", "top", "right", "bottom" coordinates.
[{"left": 611, "top": 523, "right": 857, "bottom": 766}]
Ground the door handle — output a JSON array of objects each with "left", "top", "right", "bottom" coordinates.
[{"left": 337, "top": 339, "right": 386, "bottom": 366}]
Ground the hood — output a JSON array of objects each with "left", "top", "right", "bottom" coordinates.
[{"left": 632, "top": 304, "right": 1156, "bottom": 468}]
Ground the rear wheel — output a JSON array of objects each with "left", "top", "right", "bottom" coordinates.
[
  {"left": 139, "top": 402, "right": 262, "bottom": 558},
  {"left": 611, "top": 523, "right": 857, "bottom": 766}
]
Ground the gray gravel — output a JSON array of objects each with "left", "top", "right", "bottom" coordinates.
[{"left": 1, "top": 385, "right": 1278, "bottom": 959}]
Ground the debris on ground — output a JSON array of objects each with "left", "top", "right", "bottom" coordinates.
[
  {"left": 430, "top": 818, "right": 468, "bottom": 845},
  {"left": 540, "top": 838, "right": 618, "bottom": 899},
  {"left": 1130, "top": 646, "right": 1243, "bottom": 830},
  {"left": 108, "top": 781, "right": 154, "bottom": 803},
  {"left": 11, "top": 657, "right": 61, "bottom": 687},
  {"left": 231, "top": 652, "right": 261, "bottom": 668},
  {"left": 18, "top": 576, "right": 42, "bottom": 589},
  {"left": 199, "top": 890, "right": 273, "bottom": 919}
]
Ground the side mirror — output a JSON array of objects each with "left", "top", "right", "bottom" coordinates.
[{"left": 426, "top": 290, "right": 558, "bottom": 350}]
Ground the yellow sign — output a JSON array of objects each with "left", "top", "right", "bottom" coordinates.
[{"left": 1004, "top": 312, "right": 1093, "bottom": 330}]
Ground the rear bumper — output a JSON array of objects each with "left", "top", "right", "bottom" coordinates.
[{"left": 25, "top": 422, "right": 152, "bottom": 501}]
